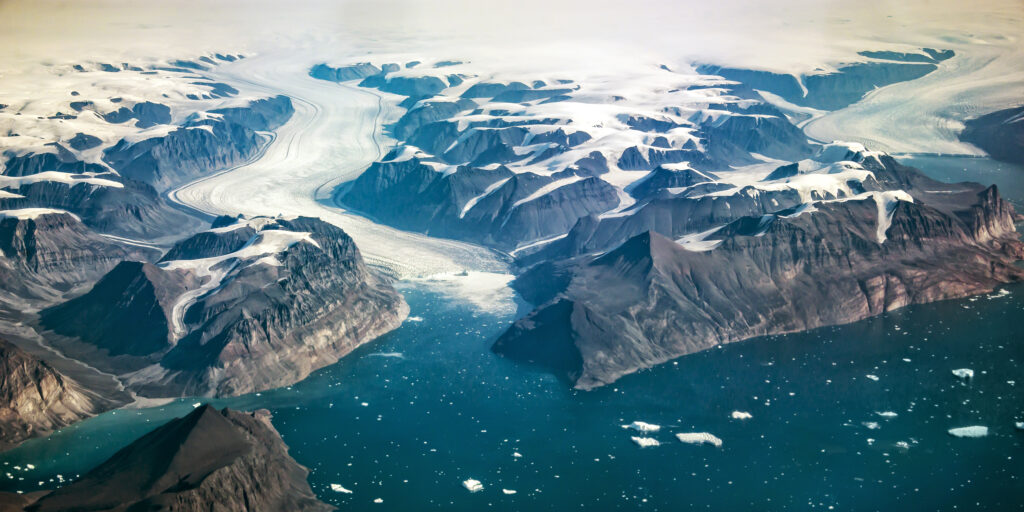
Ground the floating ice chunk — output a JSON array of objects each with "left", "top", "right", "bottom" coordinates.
[
  {"left": 502, "top": 489, "right": 517, "bottom": 495},
  {"left": 406, "top": 316, "right": 424, "bottom": 322},
  {"left": 622, "top": 421, "right": 661, "bottom": 432},
  {"left": 192, "top": 402, "right": 202, "bottom": 408},
  {"left": 463, "top": 478, "right": 484, "bottom": 492},
  {"left": 373, "top": 498, "right": 383, "bottom": 503},
  {"left": 24, "top": 465, "right": 34, "bottom": 470},
  {"left": 895, "top": 441, "right": 910, "bottom": 449},
  {"left": 862, "top": 422, "right": 880, "bottom": 430},
  {"left": 948, "top": 426, "right": 988, "bottom": 438},
  {"left": 730, "top": 411, "right": 752, "bottom": 420},
  {"left": 1015, "top": 422, "right": 1024, "bottom": 431},
  {"left": 675, "top": 432, "right": 722, "bottom": 447},
  {"left": 952, "top": 368, "right": 974, "bottom": 380},
  {"left": 865, "top": 374, "right": 879, "bottom": 381},
  {"left": 330, "top": 484, "right": 353, "bottom": 493},
  {"left": 631, "top": 436, "right": 661, "bottom": 448},
  {"left": 367, "top": 352, "right": 404, "bottom": 358},
  {"left": 875, "top": 411, "right": 898, "bottom": 418},
  {"left": 512, "top": 452, "right": 523, "bottom": 458}
]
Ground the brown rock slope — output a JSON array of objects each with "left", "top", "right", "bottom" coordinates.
[
  {"left": 0, "top": 339, "right": 100, "bottom": 451},
  {"left": 23, "top": 405, "right": 332, "bottom": 512},
  {"left": 495, "top": 183, "right": 1024, "bottom": 389}
]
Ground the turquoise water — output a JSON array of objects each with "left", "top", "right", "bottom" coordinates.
[{"left": 1, "top": 156, "right": 1021, "bottom": 510}]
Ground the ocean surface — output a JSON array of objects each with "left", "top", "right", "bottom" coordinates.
[{"left": 1, "top": 156, "right": 1021, "bottom": 510}]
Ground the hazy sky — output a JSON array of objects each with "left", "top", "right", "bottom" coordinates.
[{"left": 1, "top": 0, "right": 1020, "bottom": 73}]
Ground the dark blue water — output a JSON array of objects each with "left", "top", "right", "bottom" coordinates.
[{"left": 1, "top": 156, "right": 1021, "bottom": 511}]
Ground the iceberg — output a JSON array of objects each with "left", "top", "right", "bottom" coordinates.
[
  {"left": 462, "top": 478, "right": 484, "bottom": 492},
  {"left": 502, "top": 489, "right": 517, "bottom": 495},
  {"left": 948, "top": 426, "right": 988, "bottom": 438},
  {"left": 675, "top": 432, "right": 722, "bottom": 447},
  {"left": 952, "top": 368, "right": 974, "bottom": 380},
  {"left": 730, "top": 411, "right": 752, "bottom": 420},
  {"left": 621, "top": 421, "right": 661, "bottom": 432},
  {"left": 631, "top": 436, "right": 661, "bottom": 448},
  {"left": 330, "top": 483, "right": 353, "bottom": 494}
]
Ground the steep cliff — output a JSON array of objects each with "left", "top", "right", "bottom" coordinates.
[
  {"left": 495, "top": 184, "right": 1024, "bottom": 389},
  {"left": 0, "top": 210, "right": 154, "bottom": 307},
  {"left": 959, "top": 105, "right": 1024, "bottom": 165},
  {"left": 103, "top": 96, "right": 294, "bottom": 191},
  {"left": 40, "top": 216, "right": 408, "bottom": 397},
  {"left": 0, "top": 339, "right": 100, "bottom": 451}
]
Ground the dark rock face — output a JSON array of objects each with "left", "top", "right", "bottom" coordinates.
[
  {"left": 0, "top": 177, "right": 200, "bottom": 239},
  {"left": 40, "top": 216, "right": 408, "bottom": 397},
  {"left": 309, "top": 62, "right": 382, "bottom": 82},
  {"left": 2, "top": 149, "right": 107, "bottom": 177},
  {"left": 959, "top": 105, "right": 1024, "bottom": 165},
  {"left": 698, "top": 51, "right": 950, "bottom": 111},
  {"left": 101, "top": 101, "right": 172, "bottom": 128},
  {"left": 495, "top": 181, "right": 1024, "bottom": 389},
  {"left": 339, "top": 158, "right": 620, "bottom": 250},
  {"left": 314, "top": 61, "right": 829, "bottom": 254},
  {"left": 40, "top": 261, "right": 200, "bottom": 359},
  {"left": 66, "top": 133, "right": 102, "bottom": 151},
  {"left": 26, "top": 406, "right": 332, "bottom": 512},
  {"left": 103, "top": 96, "right": 294, "bottom": 191},
  {"left": 0, "top": 339, "right": 100, "bottom": 452},
  {"left": 0, "top": 212, "right": 153, "bottom": 305}
]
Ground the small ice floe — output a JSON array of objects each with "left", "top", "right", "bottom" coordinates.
[
  {"left": 406, "top": 316, "right": 424, "bottom": 322},
  {"left": 1015, "top": 422, "right": 1024, "bottom": 431},
  {"left": 512, "top": 452, "right": 523, "bottom": 458},
  {"left": 730, "top": 411, "right": 753, "bottom": 420},
  {"left": 463, "top": 478, "right": 484, "bottom": 492},
  {"left": 987, "top": 289, "right": 1011, "bottom": 299},
  {"left": 675, "top": 432, "right": 723, "bottom": 447},
  {"left": 192, "top": 402, "right": 202, "bottom": 408},
  {"left": 502, "top": 489, "right": 517, "bottom": 495},
  {"left": 952, "top": 368, "right": 974, "bottom": 380},
  {"left": 862, "top": 422, "right": 880, "bottom": 430},
  {"left": 631, "top": 436, "right": 661, "bottom": 448},
  {"left": 875, "top": 411, "right": 898, "bottom": 418},
  {"left": 330, "top": 484, "right": 353, "bottom": 494},
  {"left": 24, "top": 464, "right": 34, "bottom": 470},
  {"left": 367, "top": 352, "right": 404, "bottom": 358},
  {"left": 865, "top": 374, "right": 880, "bottom": 381},
  {"left": 622, "top": 421, "right": 661, "bottom": 433},
  {"left": 895, "top": 441, "right": 910, "bottom": 449},
  {"left": 373, "top": 498, "right": 383, "bottom": 503},
  {"left": 866, "top": 438, "right": 876, "bottom": 445},
  {"left": 948, "top": 426, "right": 988, "bottom": 438}
]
